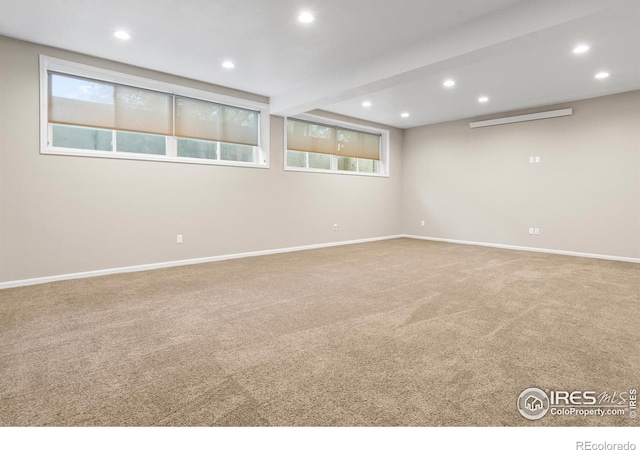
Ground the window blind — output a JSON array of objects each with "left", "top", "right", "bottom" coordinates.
[
  {"left": 287, "top": 118, "right": 380, "bottom": 160},
  {"left": 286, "top": 118, "right": 336, "bottom": 155},
  {"left": 175, "top": 97, "right": 259, "bottom": 147},
  {"left": 49, "top": 72, "right": 260, "bottom": 147},
  {"left": 337, "top": 128, "right": 380, "bottom": 160},
  {"left": 48, "top": 73, "right": 173, "bottom": 136}
]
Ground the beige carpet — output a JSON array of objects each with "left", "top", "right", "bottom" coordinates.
[{"left": 0, "top": 238, "right": 638, "bottom": 426}]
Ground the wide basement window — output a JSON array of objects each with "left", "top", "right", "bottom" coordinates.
[
  {"left": 285, "top": 116, "right": 389, "bottom": 176},
  {"left": 40, "top": 56, "right": 269, "bottom": 167}
]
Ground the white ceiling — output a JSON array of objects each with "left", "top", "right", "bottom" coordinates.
[{"left": 0, "top": 0, "right": 638, "bottom": 128}]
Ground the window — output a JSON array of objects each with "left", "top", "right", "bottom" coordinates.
[
  {"left": 40, "top": 56, "right": 269, "bottom": 167},
  {"left": 284, "top": 116, "right": 389, "bottom": 176}
]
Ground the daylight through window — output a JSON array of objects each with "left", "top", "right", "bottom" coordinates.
[
  {"left": 285, "top": 117, "right": 387, "bottom": 176},
  {"left": 41, "top": 57, "right": 268, "bottom": 167}
]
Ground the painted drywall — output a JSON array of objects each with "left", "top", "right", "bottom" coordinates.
[
  {"left": 0, "top": 36, "right": 403, "bottom": 283},
  {"left": 2, "top": 34, "right": 638, "bottom": 285},
  {"left": 402, "top": 91, "right": 640, "bottom": 258}
]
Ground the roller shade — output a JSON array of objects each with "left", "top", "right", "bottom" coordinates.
[
  {"left": 175, "top": 97, "right": 259, "bottom": 147},
  {"left": 48, "top": 72, "right": 173, "bottom": 136},
  {"left": 287, "top": 118, "right": 381, "bottom": 160},
  {"left": 337, "top": 128, "right": 380, "bottom": 160},
  {"left": 286, "top": 118, "right": 336, "bottom": 155},
  {"left": 49, "top": 72, "right": 260, "bottom": 147}
]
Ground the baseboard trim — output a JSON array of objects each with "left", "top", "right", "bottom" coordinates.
[
  {"left": 402, "top": 234, "right": 640, "bottom": 263},
  {"left": 3, "top": 233, "right": 636, "bottom": 289},
  {"left": 0, "top": 235, "right": 404, "bottom": 289}
]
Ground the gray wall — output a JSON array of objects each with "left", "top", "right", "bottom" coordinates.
[
  {"left": 1, "top": 34, "right": 638, "bottom": 284},
  {"left": 402, "top": 91, "right": 640, "bottom": 258},
  {"left": 0, "top": 36, "right": 404, "bottom": 282}
]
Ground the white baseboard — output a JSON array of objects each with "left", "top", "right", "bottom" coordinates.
[
  {"left": 3, "top": 233, "right": 636, "bottom": 289},
  {"left": 0, "top": 235, "right": 404, "bottom": 289},
  {"left": 402, "top": 234, "right": 640, "bottom": 263}
]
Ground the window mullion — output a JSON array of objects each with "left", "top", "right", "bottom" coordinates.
[
  {"left": 166, "top": 136, "right": 177, "bottom": 158},
  {"left": 166, "top": 95, "right": 177, "bottom": 158},
  {"left": 335, "top": 132, "right": 338, "bottom": 171}
]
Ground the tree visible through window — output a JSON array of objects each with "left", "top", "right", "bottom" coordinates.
[
  {"left": 42, "top": 58, "right": 268, "bottom": 167},
  {"left": 286, "top": 117, "right": 383, "bottom": 175}
]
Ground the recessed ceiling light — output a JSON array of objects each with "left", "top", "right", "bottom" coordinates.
[
  {"left": 478, "top": 96, "right": 489, "bottom": 103},
  {"left": 572, "top": 44, "right": 590, "bottom": 54},
  {"left": 298, "top": 12, "right": 314, "bottom": 23},
  {"left": 362, "top": 101, "right": 372, "bottom": 107},
  {"left": 114, "top": 30, "right": 130, "bottom": 40},
  {"left": 443, "top": 79, "right": 456, "bottom": 87},
  {"left": 401, "top": 112, "right": 410, "bottom": 118},
  {"left": 595, "top": 71, "right": 609, "bottom": 79},
  {"left": 222, "top": 61, "right": 235, "bottom": 69}
]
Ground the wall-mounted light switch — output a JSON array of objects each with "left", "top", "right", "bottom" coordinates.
[{"left": 177, "top": 234, "right": 183, "bottom": 244}]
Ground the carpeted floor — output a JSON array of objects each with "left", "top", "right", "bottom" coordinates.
[{"left": 0, "top": 238, "right": 638, "bottom": 426}]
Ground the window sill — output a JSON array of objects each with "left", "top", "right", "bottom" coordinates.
[
  {"left": 284, "top": 166, "right": 389, "bottom": 178},
  {"left": 42, "top": 148, "right": 270, "bottom": 169}
]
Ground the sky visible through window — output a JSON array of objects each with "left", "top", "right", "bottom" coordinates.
[{"left": 51, "top": 74, "right": 113, "bottom": 104}]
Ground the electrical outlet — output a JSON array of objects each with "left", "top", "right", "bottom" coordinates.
[
  {"left": 529, "top": 156, "right": 535, "bottom": 163},
  {"left": 535, "top": 156, "right": 541, "bottom": 163},
  {"left": 534, "top": 228, "right": 540, "bottom": 235},
  {"left": 177, "top": 234, "right": 183, "bottom": 244},
  {"left": 333, "top": 224, "right": 338, "bottom": 231},
  {"left": 421, "top": 220, "right": 425, "bottom": 227},
  {"left": 529, "top": 228, "right": 534, "bottom": 235}
]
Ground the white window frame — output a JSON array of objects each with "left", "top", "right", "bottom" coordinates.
[
  {"left": 39, "top": 55, "right": 270, "bottom": 168},
  {"left": 283, "top": 114, "right": 390, "bottom": 178}
]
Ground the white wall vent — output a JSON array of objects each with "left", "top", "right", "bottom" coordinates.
[{"left": 470, "top": 108, "right": 573, "bottom": 129}]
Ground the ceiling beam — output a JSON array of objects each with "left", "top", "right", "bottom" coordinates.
[{"left": 269, "top": 0, "right": 625, "bottom": 117}]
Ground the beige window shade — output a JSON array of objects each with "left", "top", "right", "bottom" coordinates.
[
  {"left": 48, "top": 72, "right": 173, "bottom": 135},
  {"left": 337, "top": 128, "right": 380, "bottom": 160},
  {"left": 287, "top": 118, "right": 381, "bottom": 160},
  {"left": 175, "top": 97, "right": 259, "bottom": 147},
  {"left": 286, "top": 118, "right": 337, "bottom": 155}
]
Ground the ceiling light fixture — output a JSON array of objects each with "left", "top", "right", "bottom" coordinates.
[
  {"left": 478, "top": 96, "right": 489, "bottom": 103},
  {"left": 401, "top": 112, "right": 410, "bottom": 118},
  {"left": 362, "top": 101, "right": 372, "bottom": 107},
  {"left": 594, "top": 71, "right": 609, "bottom": 79},
  {"left": 443, "top": 79, "right": 456, "bottom": 87},
  {"left": 114, "top": 30, "right": 131, "bottom": 40},
  {"left": 298, "top": 12, "right": 314, "bottom": 23},
  {"left": 222, "top": 61, "right": 235, "bottom": 69},
  {"left": 572, "top": 44, "right": 590, "bottom": 54}
]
